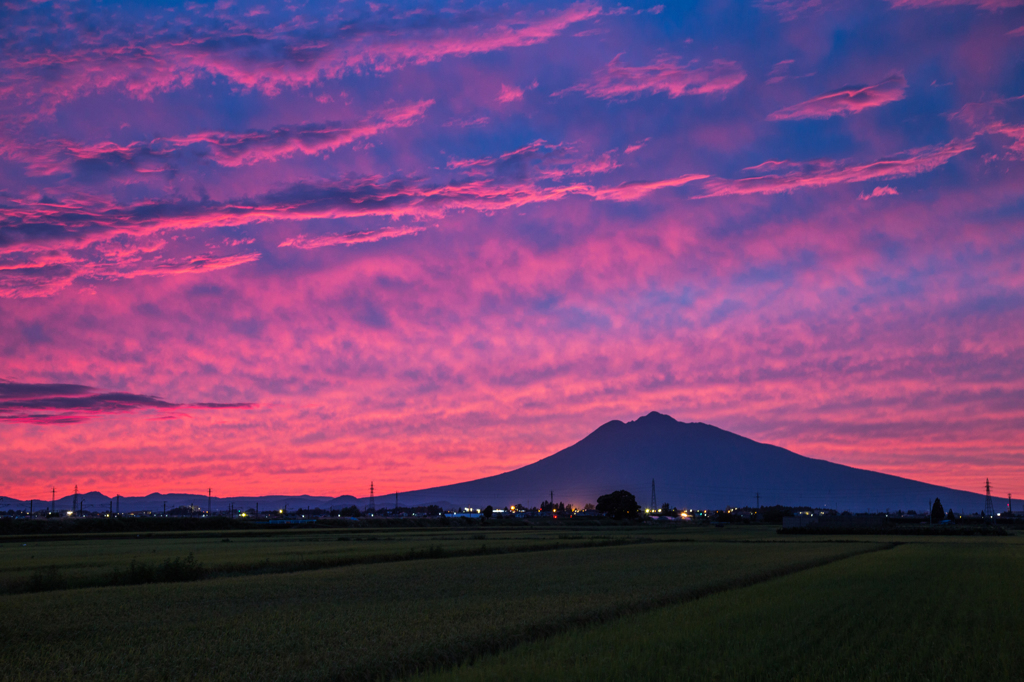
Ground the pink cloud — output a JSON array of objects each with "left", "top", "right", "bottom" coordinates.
[
  {"left": 443, "top": 116, "right": 491, "bottom": 128},
  {"left": 889, "top": 0, "right": 1022, "bottom": 9},
  {"left": 0, "top": 138, "right": 703, "bottom": 297},
  {"left": 498, "top": 84, "right": 525, "bottom": 103},
  {"left": 166, "top": 99, "right": 434, "bottom": 167},
  {"left": 858, "top": 186, "right": 899, "bottom": 200},
  {"left": 280, "top": 225, "right": 428, "bottom": 249},
  {"left": 984, "top": 121, "right": 1024, "bottom": 156},
  {"left": 757, "top": 0, "right": 823, "bottom": 21},
  {"left": 594, "top": 174, "right": 709, "bottom": 201},
  {"left": 446, "top": 140, "right": 621, "bottom": 180},
  {"left": 0, "top": 243, "right": 262, "bottom": 299},
  {"left": 767, "top": 74, "right": 907, "bottom": 121},
  {"left": 948, "top": 98, "right": 1024, "bottom": 157},
  {"left": 0, "top": 3, "right": 599, "bottom": 119},
  {"left": 697, "top": 139, "right": 974, "bottom": 198},
  {"left": 553, "top": 54, "right": 746, "bottom": 100},
  {"left": 6, "top": 100, "right": 434, "bottom": 175}
]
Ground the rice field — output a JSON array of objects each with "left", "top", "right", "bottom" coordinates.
[
  {"left": 0, "top": 526, "right": 680, "bottom": 593},
  {"left": 0, "top": 527, "right": 874, "bottom": 682},
  {"left": 418, "top": 540, "right": 1024, "bottom": 682}
]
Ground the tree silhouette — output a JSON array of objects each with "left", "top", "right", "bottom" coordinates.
[
  {"left": 596, "top": 490, "right": 641, "bottom": 520},
  {"left": 931, "top": 498, "right": 944, "bottom": 523}
]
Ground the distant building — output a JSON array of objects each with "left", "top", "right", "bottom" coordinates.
[{"left": 782, "top": 516, "right": 817, "bottom": 528}]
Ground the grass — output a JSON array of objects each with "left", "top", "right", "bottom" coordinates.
[
  {"left": 417, "top": 540, "right": 1024, "bottom": 682},
  {"left": 0, "top": 526, "right": 686, "bottom": 593},
  {"left": 0, "top": 535, "right": 873, "bottom": 682}
]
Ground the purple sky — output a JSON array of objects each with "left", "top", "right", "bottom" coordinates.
[{"left": 1, "top": 0, "right": 1023, "bottom": 501}]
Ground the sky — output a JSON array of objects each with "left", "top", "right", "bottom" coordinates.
[{"left": 1, "top": 0, "right": 1023, "bottom": 502}]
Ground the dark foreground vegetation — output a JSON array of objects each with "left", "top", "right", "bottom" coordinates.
[
  {"left": 1, "top": 529, "right": 652, "bottom": 595},
  {"left": 1, "top": 525, "right": 1021, "bottom": 681},
  {"left": 419, "top": 541, "right": 1024, "bottom": 682}
]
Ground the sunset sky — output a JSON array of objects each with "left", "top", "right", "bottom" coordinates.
[{"left": 1, "top": 0, "right": 1023, "bottom": 502}]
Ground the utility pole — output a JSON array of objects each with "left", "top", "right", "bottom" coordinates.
[
  {"left": 650, "top": 479, "right": 657, "bottom": 511},
  {"left": 395, "top": 491, "right": 398, "bottom": 511},
  {"left": 756, "top": 492, "right": 760, "bottom": 509},
  {"left": 550, "top": 490, "right": 554, "bottom": 506},
  {"left": 369, "top": 482, "right": 375, "bottom": 513},
  {"left": 51, "top": 487, "right": 55, "bottom": 514},
  {"left": 72, "top": 485, "right": 78, "bottom": 516},
  {"left": 208, "top": 488, "right": 212, "bottom": 517},
  {"left": 116, "top": 494, "right": 120, "bottom": 515},
  {"left": 163, "top": 501, "right": 167, "bottom": 517}
]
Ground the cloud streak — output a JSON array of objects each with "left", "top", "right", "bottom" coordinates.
[
  {"left": 280, "top": 225, "right": 428, "bottom": 249},
  {"left": 0, "top": 241, "right": 261, "bottom": 299},
  {"left": 0, "top": 3, "right": 599, "bottom": 119},
  {"left": 768, "top": 74, "right": 907, "bottom": 121},
  {"left": 858, "top": 186, "right": 899, "bottom": 200},
  {"left": 554, "top": 54, "right": 746, "bottom": 100},
  {"left": 0, "top": 380, "right": 252, "bottom": 424},
  {"left": 888, "top": 0, "right": 1022, "bottom": 9},
  {"left": 697, "top": 139, "right": 974, "bottom": 198},
  {"left": 7, "top": 100, "right": 434, "bottom": 175}
]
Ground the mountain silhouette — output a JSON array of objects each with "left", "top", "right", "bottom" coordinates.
[
  {"left": 377, "top": 412, "right": 990, "bottom": 513},
  {"left": 0, "top": 413, "right": 993, "bottom": 514}
]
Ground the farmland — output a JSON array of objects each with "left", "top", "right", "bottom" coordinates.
[
  {"left": 420, "top": 539, "right": 1024, "bottom": 682},
  {"left": 1, "top": 524, "right": 1019, "bottom": 681},
  {"left": 0, "top": 525, "right": 670, "bottom": 594}
]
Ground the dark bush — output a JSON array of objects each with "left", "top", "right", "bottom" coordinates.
[
  {"left": 596, "top": 490, "right": 641, "bottom": 520},
  {"left": 159, "top": 553, "right": 206, "bottom": 582}
]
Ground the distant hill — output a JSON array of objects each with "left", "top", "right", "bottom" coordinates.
[
  {"left": 1, "top": 413, "right": 993, "bottom": 514},
  {"left": 366, "top": 412, "right": 991, "bottom": 513},
  {"left": 0, "top": 491, "right": 358, "bottom": 515}
]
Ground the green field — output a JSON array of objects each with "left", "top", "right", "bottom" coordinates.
[
  {"left": 0, "top": 526, "right": 673, "bottom": 593},
  {"left": 419, "top": 539, "right": 1024, "bottom": 682},
  {"left": 1, "top": 525, "right": 1019, "bottom": 681}
]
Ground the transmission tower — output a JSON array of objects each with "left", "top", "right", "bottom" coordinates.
[
  {"left": 984, "top": 478, "right": 995, "bottom": 520},
  {"left": 650, "top": 479, "right": 657, "bottom": 511},
  {"left": 369, "top": 482, "right": 375, "bottom": 513},
  {"left": 72, "top": 485, "right": 78, "bottom": 517}
]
